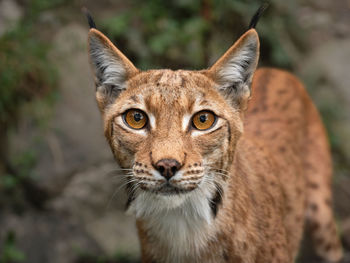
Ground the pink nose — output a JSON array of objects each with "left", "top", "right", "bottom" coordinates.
[{"left": 155, "top": 159, "right": 181, "bottom": 180}]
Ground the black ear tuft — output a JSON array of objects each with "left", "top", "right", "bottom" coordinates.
[
  {"left": 82, "top": 7, "right": 96, "bottom": 29},
  {"left": 248, "top": 3, "right": 269, "bottom": 29}
]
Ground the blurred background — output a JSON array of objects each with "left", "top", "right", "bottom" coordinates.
[{"left": 0, "top": 0, "right": 349, "bottom": 262}]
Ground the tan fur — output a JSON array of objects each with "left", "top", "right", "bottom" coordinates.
[{"left": 87, "top": 27, "right": 343, "bottom": 263}]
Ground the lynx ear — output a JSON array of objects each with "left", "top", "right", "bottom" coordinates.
[
  {"left": 208, "top": 29, "right": 259, "bottom": 110},
  {"left": 88, "top": 29, "right": 139, "bottom": 110}
]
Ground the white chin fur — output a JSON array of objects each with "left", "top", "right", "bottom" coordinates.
[
  {"left": 126, "top": 175, "right": 216, "bottom": 223},
  {"left": 126, "top": 190, "right": 189, "bottom": 218},
  {"left": 126, "top": 176, "right": 219, "bottom": 262}
]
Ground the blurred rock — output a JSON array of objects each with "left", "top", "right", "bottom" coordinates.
[
  {"left": 51, "top": 161, "right": 127, "bottom": 219},
  {"left": 0, "top": 211, "right": 102, "bottom": 263},
  {"left": 85, "top": 211, "right": 140, "bottom": 256},
  {"left": 45, "top": 23, "right": 111, "bottom": 187},
  {"left": 0, "top": 162, "right": 140, "bottom": 263},
  {"left": 51, "top": 161, "right": 140, "bottom": 257},
  {"left": 9, "top": 23, "right": 112, "bottom": 194},
  {"left": 298, "top": 38, "right": 350, "bottom": 161},
  {"left": 0, "top": 0, "right": 23, "bottom": 36}
]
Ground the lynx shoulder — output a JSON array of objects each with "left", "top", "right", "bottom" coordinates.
[{"left": 85, "top": 8, "right": 343, "bottom": 263}]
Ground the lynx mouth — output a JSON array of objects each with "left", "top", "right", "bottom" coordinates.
[{"left": 148, "top": 182, "right": 195, "bottom": 196}]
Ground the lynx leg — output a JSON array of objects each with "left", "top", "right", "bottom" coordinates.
[{"left": 304, "top": 104, "right": 343, "bottom": 262}]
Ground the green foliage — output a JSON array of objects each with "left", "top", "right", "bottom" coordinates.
[
  {"left": 0, "top": 0, "right": 62, "bottom": 210},
  {"left": 0, "top": 231, "right": 26, "bottom": 263},
  {"left": 0, "top": 0, "right": 70, "bottom": 127},
  {"left": 3, "top": 150, "right": 37, "bottom": 189},
  {"left": 25, "top": 0, "right": 68, "bottom": 20},
  {"left": 0, "top": 25, "right": 56, "bottom": 126},
  {"left": 102, "top": 0, "right": 210, "bottom": 69},
  {"left": 0, "top": 149, "right": 38, "bottom": 211},
  {"left": 100, "top": 0, "right": 306, "bottom": 70}
]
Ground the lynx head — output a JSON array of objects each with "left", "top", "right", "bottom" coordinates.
[{"left": 87, "top": 24, "right": 259, "bottom": 217}]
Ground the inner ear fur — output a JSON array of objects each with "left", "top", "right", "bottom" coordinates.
[
  {"left": 207, "top": 29, "right": 260, "bottom": 111},
  {"left": 88, "top": 29, "right": 139, "bottom": 111}
]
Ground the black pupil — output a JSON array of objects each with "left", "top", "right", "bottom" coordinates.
[
  {"left": 134, "top": 112, "right": 143, "bottom": 122},
  {"left": 199, "top": 114, "right": 207, "bottom": 123}
]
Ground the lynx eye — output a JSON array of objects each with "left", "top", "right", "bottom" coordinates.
[
  {"left": 124, "top": 109, "right": 148, "bottom": 129},
  {"left": 192, "top": 111, "right": 216, "bottom": 130}
]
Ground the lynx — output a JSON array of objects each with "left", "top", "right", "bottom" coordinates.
[{"left": 85, "top": 7, "right": 343, "bottom": 263}]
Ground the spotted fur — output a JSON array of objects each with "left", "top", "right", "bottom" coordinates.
[{"left": 87, "top": 24, "right": 343, "bottom": 263}]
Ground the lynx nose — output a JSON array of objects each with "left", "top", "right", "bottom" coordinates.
[{"left": 155, "top": 159, "right": 181, "bottom": 180}]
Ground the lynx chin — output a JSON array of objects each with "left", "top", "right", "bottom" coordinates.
[{"left": 85, "top": 6, "right": 343, "bottom": 263}]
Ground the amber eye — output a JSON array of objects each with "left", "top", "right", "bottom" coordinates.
[
  {"left": 124, "top": 109, "right": 148, "bottom": 129},
  {"left": 192, "top": 111, "right": 216, "bottom": 130}
]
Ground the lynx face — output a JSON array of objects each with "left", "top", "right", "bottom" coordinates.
[
  {"left": 88, "top": 28, "right": 259, "bottom": 213},
  {"left": 107, "top": 70, "right": 238, "bottom": 195}
]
